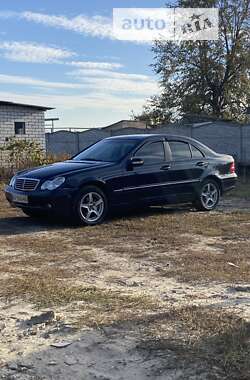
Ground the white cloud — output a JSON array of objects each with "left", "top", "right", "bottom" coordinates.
[
  {"left": 84, "top": 77, "right": 158, "bottom": 95},
  {"left": 0, "top": 40, "right": 123, "bottom": 69},
  {"left": 20, "top": 11, "right": 113, "bottom": 39},
  {"left": 69, "top": 68, "right": 151, "bottom": 81},
  {"left": 0, "top": 90, "right": 146, "bottom": 112},
  {"left": 0, "top": 10, "right": 154, "bottom": 125},
  {"left": 0, "top": 89, "right": 150, "bottom": 128},
  {"left": 69, "top": 61, "right": 123, "bottom": 70},
  {"left": 0, "top": 74, "right": 84, "bottom": 89},
  {"left": 0, "top": 71, "right": 158, "bottom": 96},
  {"left": 0, "top": 41, "right": 74, "bottom": 63},
  {"left": 68, "top": 69, "right": 158, "bottom": 95},
  {"left": 0, "top": 11, "right": 149, "bottom": 43}
]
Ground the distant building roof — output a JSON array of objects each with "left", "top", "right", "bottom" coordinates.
[
  {"left": 102, "top": 120, "right": 147, "bottom": 131},
  {"left": 0, "top": 101, "right": 54, "bottom": 111}
]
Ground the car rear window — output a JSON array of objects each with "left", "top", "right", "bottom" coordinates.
[{"left": 191, "top": 144, "right": 204, "bottom": 158}]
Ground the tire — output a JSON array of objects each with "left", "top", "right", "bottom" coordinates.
[
  {"left": 74, "top": 185, "right": 108, "bottom": 226},
  {"left": 22, "top": 208, "right": 48, "bottom": 218},
  {"left": 194, "top": 179, "right": 220, "bottom": 211}
]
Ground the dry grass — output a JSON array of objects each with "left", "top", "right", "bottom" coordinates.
[
  {"left": 138, "top": 306, "right": 250, "bottom": 379},
  {"left": 0, "top": 153, "right": 70, "bottom": 182},
  {"left": 157, "top": 241, "right": 250, "bottom": 283},
  {"left": 0, "top": 272, "right": 157, "bottom": 328},
  {"left": 0, "top": 182, "right": 250, "bottom": 378},
  {"left": 0, "top": 203, "right": 250, "bottom": 284}
]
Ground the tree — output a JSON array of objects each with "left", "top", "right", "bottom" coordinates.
[
  {"left": 135, "top": 0, "right": 250, "bottom": 124},
  {"left": 131, "top": 95, "right": 173, "bottom": 125}
]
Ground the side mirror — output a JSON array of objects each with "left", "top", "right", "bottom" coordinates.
[{"left": 130, "top": 157, "right": 144, "bottom": 167}]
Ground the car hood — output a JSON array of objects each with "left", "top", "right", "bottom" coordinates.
[{"left": 16, "top": 160, "right": 113, "bottom": 179}]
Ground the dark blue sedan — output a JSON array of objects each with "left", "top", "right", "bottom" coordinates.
[{"left": 5, "top": 134, "right": 237, "bottom": 225}]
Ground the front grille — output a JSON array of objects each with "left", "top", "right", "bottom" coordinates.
[{"left": 15, "top": 178, "right": 40, "bottom": 191}]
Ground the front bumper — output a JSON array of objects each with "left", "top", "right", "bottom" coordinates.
[{"left": 4, "top": 185, "right": 77, "bottom": 216}]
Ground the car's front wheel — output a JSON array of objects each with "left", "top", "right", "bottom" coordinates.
[
  {"left": 195, "top": 179, "right": 220, "bottom": 211},
  {"left": 74, "top": 186, "right": 108, "bottom": 225}
]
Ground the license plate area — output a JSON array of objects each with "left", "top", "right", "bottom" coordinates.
[{"left": 12, "top": 193, "right": 28, "bottom": 204}]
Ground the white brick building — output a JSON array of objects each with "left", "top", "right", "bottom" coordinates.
[{"left": 0, "top": 101, "right": 53, "bottom": 150}]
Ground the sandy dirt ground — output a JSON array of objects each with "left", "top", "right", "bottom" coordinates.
[{"left": 0, "top": 195, "right": 249, "bottom": 380}]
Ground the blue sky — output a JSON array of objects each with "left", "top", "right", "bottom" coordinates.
[{"left": 0, "top": 0, "right": 167, "bottom": 129}]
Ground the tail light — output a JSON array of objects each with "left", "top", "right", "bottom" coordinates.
[{"left": 229, "top": 161, "right": 235, "bottom": 174}]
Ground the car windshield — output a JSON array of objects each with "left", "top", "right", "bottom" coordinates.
[{"left": 73, "top": 139, "right": 139, "bottom": 163}]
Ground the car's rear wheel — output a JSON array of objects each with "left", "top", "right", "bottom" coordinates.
[
  {"left": 195, "top": 179, "right": 220, "bottom": 211},
  {"left": 74, "top": 186, "right": 108, "bottom": 225}
]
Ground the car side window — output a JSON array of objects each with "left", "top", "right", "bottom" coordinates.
[
  {"left": 191, "top": 144, "right": 204, "bottom": 158},
  {"left": 168, "top": 141, "right": 191, "bottom": 160},
  {"left": 134, "top": 141, "right": 165, "bottom": 164}
]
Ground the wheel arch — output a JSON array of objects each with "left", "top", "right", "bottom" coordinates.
[
  {"left": 78, "top": 179, "right": 109, "bottom": 198},
  {"left": 202, "top": 175, "right": 223, "bottom": 195},
  {"left": 74, "top": 180, "right": 109, "bottom": 225}
]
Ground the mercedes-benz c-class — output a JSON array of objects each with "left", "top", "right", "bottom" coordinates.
[{"left": 5, "top": 134, "right": 237, "bottom": 225}]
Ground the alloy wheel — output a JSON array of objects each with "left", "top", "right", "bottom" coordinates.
[
  {"left": 79, "top": 191, "right": 105, "bottom": 223},
  {"left": 201, "top": 182, "right": 219, "bottom": 209}
]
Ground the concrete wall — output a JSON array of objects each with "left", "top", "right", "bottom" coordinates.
[
  {"left": 46, "top": 129, "right": 110, "bottom": 156},
  {"left": 46, "top": 121, "right": 250, "bottom": 165}
]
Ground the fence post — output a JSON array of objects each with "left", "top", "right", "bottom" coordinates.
[
  {"left": 76, "top": 132, "right": 80, "bottom": 153},
  {"left": 190, "top": 124, "right": 193, "bottom": 138},
  {"left": 240, "top": 124, "right": 247, "bottom": 183},
  {"left": 45, "top": 133, "right": 50, "bottom": 155},
  {"left": 240, "top": 124, "right": 243, "bottom": 164}
]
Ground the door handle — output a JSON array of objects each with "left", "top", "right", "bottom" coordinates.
[
  {"left": 161, "top": 164, "right": 171, "bottom": 170},
  {"left": 196, "top": 161, "right": 208, "bottom": 167}
]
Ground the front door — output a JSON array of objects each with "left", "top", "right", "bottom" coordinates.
[{"left": 119, "top": 139, "right": 169, "bottom": 204}]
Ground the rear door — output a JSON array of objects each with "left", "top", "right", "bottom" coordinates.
[{"left": 165, "top": 139, "right": 207, "bottom": 202}]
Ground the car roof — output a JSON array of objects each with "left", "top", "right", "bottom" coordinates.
[
  {"left": 105, "top": 134, "right": 153, "bottom": 140},
  {"left": 105, "top": 134, "right": 216, "bottom": 155},
  {"left": 105, "top": 134, "right": 196, "bottom": 143}
]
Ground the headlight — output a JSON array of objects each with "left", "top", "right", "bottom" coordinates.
[
  {"left": 41, "top": 177, "right": 65, "bottom": 191},
  {"left": 9, "top": 176, "right": 16, "bottom": 188}
]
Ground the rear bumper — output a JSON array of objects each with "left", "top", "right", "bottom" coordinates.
[
  {"left": 219, "top": 173, "right": 238, "bottom": 193},
  {"left": 4, "top": 185, "right": 77, "bottom": 216}
]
